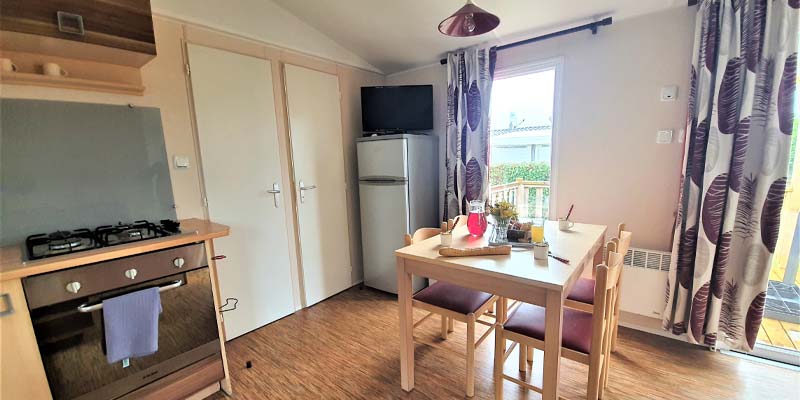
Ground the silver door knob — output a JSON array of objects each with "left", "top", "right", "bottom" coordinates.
[
  {"left": 173, "top": 257, "right": 186, "bottom": 269},
  {"left": 66, "top": 281, "right": 82, "bottom": 294},
  {"left": 124, "top": 269, "right": 138, "bottom": 280}
]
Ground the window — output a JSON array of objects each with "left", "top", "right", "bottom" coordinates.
[{"left": 489, "top": 61, "right": 559, "bottom": 221}]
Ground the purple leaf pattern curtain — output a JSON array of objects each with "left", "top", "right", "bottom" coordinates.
[
  {"left": 663, "top": 0, "right": 798, "bottom": 352},
  {"left": 444, "top": 46, "right": 497, "bottom": 219}
]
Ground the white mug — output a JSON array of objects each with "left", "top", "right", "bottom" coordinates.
[
  {"left": 43, "top": 62, "right": 69, "bottom": 77},
  {"left": 1, "top": 58, "right": 18, "bottom": 73},
  {"left": 533, "top": 241, "right": 549, "bottom": 260},
  {"left": 558, "top": 218, "right": 574, "bottom": 231}
]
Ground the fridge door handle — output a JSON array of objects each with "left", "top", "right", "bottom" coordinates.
[{"left": 266, "top": 183, "right": 281, "bottom": 208}]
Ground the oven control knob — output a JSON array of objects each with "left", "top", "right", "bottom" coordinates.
[
  {"left": 124, "top": 269, "right": 138, "bottom": 280},
  {"left": 173, "top": 257, "right": 186, "bottom": 269},
  {"left": 65, "top": 281, "right": 81, "bottom": 294}
]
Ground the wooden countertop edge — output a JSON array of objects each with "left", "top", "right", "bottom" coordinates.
[{"left": 0, "top": 219, "right": 230, "bottom": 281}]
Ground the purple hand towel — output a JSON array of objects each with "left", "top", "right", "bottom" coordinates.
[{"left": 103, "top": 287, "right": 162, "bottom": 364}]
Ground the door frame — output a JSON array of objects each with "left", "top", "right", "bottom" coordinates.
[{"left": 492, "top": 56, "right": 564, "bottom": 220}]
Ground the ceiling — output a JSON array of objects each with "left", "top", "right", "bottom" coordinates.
[{"left": 271, "top": 0, "right": 688, "bottom": 74}]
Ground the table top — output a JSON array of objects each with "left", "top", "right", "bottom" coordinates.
[
  {"left": 395, "top": 221, "right": 607, "bottom": 291},
  {"left": 0, "top": 218, "right": 230, "bottom": 281}
]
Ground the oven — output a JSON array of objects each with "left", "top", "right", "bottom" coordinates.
[{"left": 23, "top": 243, "right": 223, "bottom": 400}]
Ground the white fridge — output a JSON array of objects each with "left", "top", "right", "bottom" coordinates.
[{"left": 357, "top": 134, "right": 438, "bottom": 293}]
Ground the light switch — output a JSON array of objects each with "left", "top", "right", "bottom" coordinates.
[
  {"left": 660, "top": 85, "right": 678, "bottom": 102},
  {"left": 657, "top": 130, "right": 674, "bottom": 144},
  {"left": 174, "top": 155, "right": 190, "bottom": 168}
]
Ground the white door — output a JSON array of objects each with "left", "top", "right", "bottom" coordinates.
[
  {"left": 187, "top": 44, "right": 295, "bottom": 339},
  {"left": 284, "top": 64, "right": 352, "bottom": 306}
]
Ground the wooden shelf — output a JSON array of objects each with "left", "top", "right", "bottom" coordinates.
[{"left": 0, "top": 70, "right": 145, "bottom": 96}]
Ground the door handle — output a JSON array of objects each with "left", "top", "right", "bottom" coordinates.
[
  {"left": 299, "top": 180, "right": 316, "bottom": 203},
  {"left": 76, "top": 280, "right": 184, "bottom": 313},
  {"left": 267, "top": 183, "right": 281, "bottom": 208}
]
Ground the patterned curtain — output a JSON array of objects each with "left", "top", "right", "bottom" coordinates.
[
  {"left": 663, "top": 0, "right": 798, "bottom": 352},
  {"left": 444, "top": 46, "right": 497, "bottom": 219}
]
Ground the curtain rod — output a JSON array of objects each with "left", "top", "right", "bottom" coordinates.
[{"left": 439, "top": 16, "right": 613, "bottom": 65}]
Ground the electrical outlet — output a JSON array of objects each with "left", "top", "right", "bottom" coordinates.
[
  {"left": 174, "top": 155, "right": 190, "bottom": 168},
  {"left": 660, "top": 85, "right": 678, "bottom": 102}
]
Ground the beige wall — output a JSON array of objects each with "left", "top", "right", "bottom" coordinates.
[
  {"left": 1, "top": 18, "right": 206, "bottom": 219},
  {"left": 385, "top": 65, "right": 448, "bottom": 218},
  {"left": 384, "top": 7, "right": 694, "bottom": 251},
  {"left": 337, "top": 66, "right": 386, "bottom": 282},
  {"left": 0, "top": 16, "right": 384, "bottom": 285}
]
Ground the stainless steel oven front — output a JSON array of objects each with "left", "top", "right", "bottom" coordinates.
[{"left": 23, "top": 243, "right": 222, "bottom": 400}]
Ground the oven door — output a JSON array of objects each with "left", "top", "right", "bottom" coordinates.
[{"left": 28, "top": 268, "right": 220, "bottom": 400}]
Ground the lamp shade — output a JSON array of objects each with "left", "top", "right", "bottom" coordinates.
[{"left": 438, "top": 0, "right": 500, "bottom": 37}]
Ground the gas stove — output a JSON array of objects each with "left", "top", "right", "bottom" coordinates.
[{"left": 25, "top": 219, "right": 181, "bottom": 260}]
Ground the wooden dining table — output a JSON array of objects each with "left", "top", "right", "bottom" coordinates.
[{"left": 395, "top": 221, "right": 607, "bottom": 399}]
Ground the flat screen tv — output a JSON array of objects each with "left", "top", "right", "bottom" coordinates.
[{"left": 361, "top": 85, "right": 433, "bottom": 133}]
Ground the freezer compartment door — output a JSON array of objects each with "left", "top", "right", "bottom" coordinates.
[
  {"left": 359, "top": 181, "right": 425, "bottom": 293},
  {"left": 357, "top": 138, "right": 408, "bottom": 180}
]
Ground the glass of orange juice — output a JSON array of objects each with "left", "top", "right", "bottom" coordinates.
[{"left": 530, "top": 218, "right": 545, "bottom": 243}]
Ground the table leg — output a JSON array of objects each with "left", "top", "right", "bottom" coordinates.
[
  {"left": 542, "top": 290, "right": 564, "bottom": 400},
  {"left": 593, "top": 242, "right": 604, "bottom": 266},
  {"left": 592, "top": 240, "right": 604, "bottom": 278},
  {"left": 397, "top": 257, "right": 414, "bottom": 392}
]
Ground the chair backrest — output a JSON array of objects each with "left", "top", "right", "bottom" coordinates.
[
  {"left": 450, "top": 215, "right": 467, "bottom": 230},
  {"left": 589, "top": 245, "right": 625, "bottom": 355},
  {"left": 607, "top": 222, "right": 632, "bottom": 263},
  {"left": 404, "top": 227, "right": 441, "bottom": 246}
]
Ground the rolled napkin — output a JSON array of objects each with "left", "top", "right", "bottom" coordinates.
[{"left": 439, "top": 245, "right": 512, "bottom": 257}]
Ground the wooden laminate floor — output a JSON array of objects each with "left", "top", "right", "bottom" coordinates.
[{"left": 210, "top": 287, "right": 799, "bottom": 400}]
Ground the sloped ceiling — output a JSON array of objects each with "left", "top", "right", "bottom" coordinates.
[
  {"left": 271, "top": 0, "right": 688, "bottom": 74},
  {"left": 151, "top": 0, "right": 381, "bottom": 72}
]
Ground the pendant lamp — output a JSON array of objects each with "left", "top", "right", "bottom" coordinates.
[{"left": 438, "top": 0, "right": 500, "bottom": 37}]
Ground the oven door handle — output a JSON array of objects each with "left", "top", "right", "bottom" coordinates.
[{"left": 76, "top": 279, "right": 184, "bottom": 313}]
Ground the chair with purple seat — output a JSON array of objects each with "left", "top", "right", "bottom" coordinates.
[
  {"left": 565, "top": 224, "right": 632, "bottom": 354},
  {"left": 493, "top": 244, "right": 625, "bottom": 400},
  {"left": 403, "top": 226, "right": 500, "bottom": 398}
]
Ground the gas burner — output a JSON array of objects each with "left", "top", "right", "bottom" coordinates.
[
  {"left": 25, "top": 220, "right": 182, "bottom": 260},
  {"left": 48, "top": 237, "right": 83, "bottom": 251},
  {"left": 95, "top": 220, "right": 169, "bottom": 246},
  {"left": 26, "top": 228, "right": 98, "bottom": 260}
]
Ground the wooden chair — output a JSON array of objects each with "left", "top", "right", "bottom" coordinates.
[
  {"left": 403, "top": 226, "right": 500, "bottom": 398},
  {"left": 564, "top": 224, "right": 632, "bottom": 353},
  {"left": 493, "top": 245, "right": 625, "bottom": 400}
]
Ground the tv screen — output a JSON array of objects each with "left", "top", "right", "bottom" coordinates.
[{"left": 361, "top": 85, "right": 433, "bottom": 132}]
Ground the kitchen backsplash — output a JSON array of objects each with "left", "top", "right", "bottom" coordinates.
[{"left": 0, "top": 99, "right": 177, "bottom": 245}]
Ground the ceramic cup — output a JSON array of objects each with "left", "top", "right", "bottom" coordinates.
[
  {"left": 558, "top": 218, "right": 574, "bottom": 231},
  {"left": 0, "top": 58, "right": 18, "bottom": 73},
  {"left": 441, "top": 232, "right": 453, "bottom": 247},
  {"left": 43, "top": 62, "right": 69, "bottom": 77},
  {"left": 533, "top": 241, "right": 549, "bottom": 260}
]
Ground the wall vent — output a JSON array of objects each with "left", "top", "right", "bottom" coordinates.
[{"left": 606, "top": 247, "right": 671, "bottom": 271}]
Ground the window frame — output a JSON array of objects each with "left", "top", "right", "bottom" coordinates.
[{"left": 491, "top": 56, "right": 564, "bottom": 220}]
